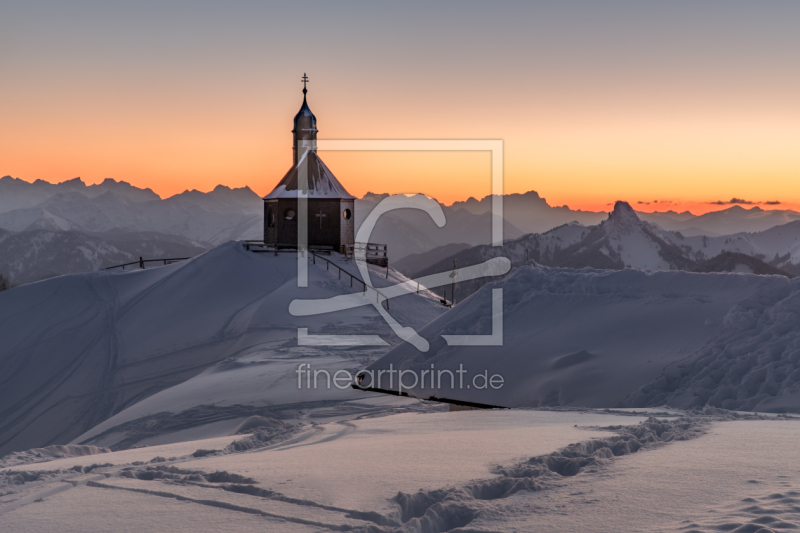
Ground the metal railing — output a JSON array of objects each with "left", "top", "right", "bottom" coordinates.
[
  {"left": 242, "top": 241, "right": 391, "bottom": 309},
  {"left": 244, "top": 241, "right": 333, "bottom": 254},
  {"left": 346, "top": 242, "right": 388, "bottom": 267},
  {"left": 103, "top": 257, "right": 190, "bottom": 270},
  {"left": 309, "top": 250, "right": 390, "bottom": 310}
]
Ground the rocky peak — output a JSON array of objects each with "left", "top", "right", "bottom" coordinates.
[{"left": 603, "top": 201, "right": 644, "bottom": 235}]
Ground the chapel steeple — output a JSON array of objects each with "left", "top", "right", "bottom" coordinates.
[
  {"left": 292, "top": 73, "right": 318, "bottom": 167},
  {"left": 263, "top": 76, "right": 355, "bottom": 253}
]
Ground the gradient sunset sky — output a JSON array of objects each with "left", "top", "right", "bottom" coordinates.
[{"left": 2, "top": 1, "right": 799, "bottom": 213}]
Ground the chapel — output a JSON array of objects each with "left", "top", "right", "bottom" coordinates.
[{"left": 263, "top": 75, "right": 355, "bottom": 252}]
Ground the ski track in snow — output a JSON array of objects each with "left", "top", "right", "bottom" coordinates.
[{"left": 7, "top": 409, "right": 792, "bottom": 532}]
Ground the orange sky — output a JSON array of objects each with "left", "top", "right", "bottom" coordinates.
[
  {"left": 3, "top": 2, "right": 799, "bottom": 216},
  {"left": 4, "top": 101, "right": 798, "bottom": 215}
]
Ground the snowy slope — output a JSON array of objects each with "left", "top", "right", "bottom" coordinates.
[
  {"left": 0, "top": 242, "right": 445, "bottom": 455},
  {"left": 0, "top": 228, "right": 209, "bottom": 284},
  {"left": 365, "top": 264, "right": 800, "bottom": 412}
]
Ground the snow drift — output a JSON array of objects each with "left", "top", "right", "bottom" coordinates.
[{"left": 365, "top": 264, "right": 800, "bottom": 412}]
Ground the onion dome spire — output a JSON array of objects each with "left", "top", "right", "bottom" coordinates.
[{"left": 292, "top": 73, "right": 318, "bottom": 167}]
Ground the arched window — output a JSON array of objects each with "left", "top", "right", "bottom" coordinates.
[{"left": 343, "top": 208, "right": 352, "bottom": 220}]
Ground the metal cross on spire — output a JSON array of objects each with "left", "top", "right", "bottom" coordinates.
[{"left": 302, "top": 73, "right": 309, "bottom": 94}]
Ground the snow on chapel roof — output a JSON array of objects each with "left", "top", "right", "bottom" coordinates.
[{"left": 264, "top": 151, "right": 355, "bottom": 199}]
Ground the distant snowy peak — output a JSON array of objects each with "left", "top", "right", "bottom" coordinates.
[
  {"left": 566, "top": 201, "right": 694, "bottom": 271},
  {"left": 212, "top": 184, "right": 258, "bottom": 197},
  {"left": 644, "top": 204, "right": 800, "bottom": 235},
  {"left": 0, "top": 176, "right": 159, "bottom": 213},
  {"left": 450, "top": 190, "right": 550, "bottom": 214},
  {"left": 407, "top": 201, "right": 695, "bottom": 290},
  {"left": 89, "top": 178, "right": 160, "bottom": 202},
  {"left": 0, "top": 180, "right": 264, "bottom": 245},
  {"left": 584, "top": 204, "right": 800, "bottom": 274},
  {"left": 168, "top": 185, "right": 262, "bottom": 215},
  {"left": 360, "top": 192, "right": 391, "bottom": 202},
  {"left": 603, "top": 201, "right": 646, "bottom": 234}
]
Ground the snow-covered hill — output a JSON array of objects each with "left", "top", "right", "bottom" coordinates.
[
  {"left": 0, "top": 242, "right": 445, "bottom": 455},
  {"left": 0, "top": 228, "right": 209, "bottom": 284},
  {"left": 365, "top": 264, "right": 800, "bottom": 412}
]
